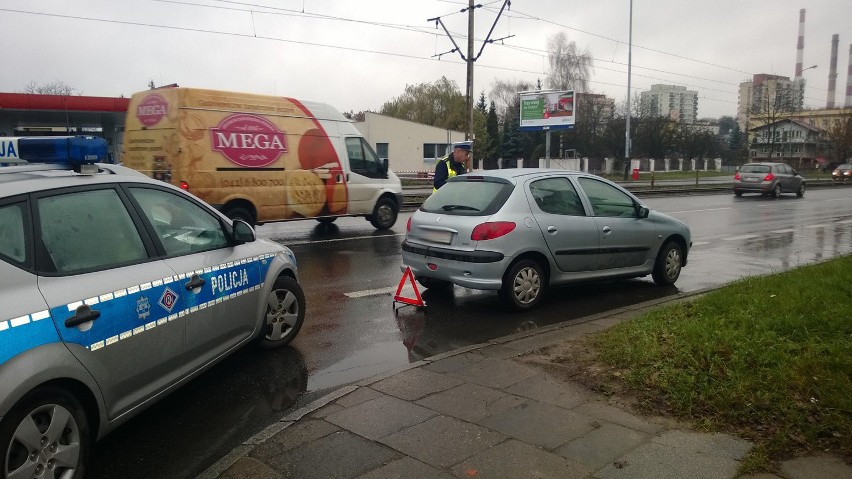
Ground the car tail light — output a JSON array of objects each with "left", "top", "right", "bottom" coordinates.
[
  {"left": 763, "top": 173, "right": 774, "bottom": 181},
  {"left": 471, "top": 221, "right": 516, "bottom": 240},
  {"left": 179, "top": 181, "right": 190, "bottom": 190},
  {"left": 734, "top": 172, "right": 740, "bottom": 180},
  {"left": 406, "top": 216, "right": 411, "bottom": 232}
]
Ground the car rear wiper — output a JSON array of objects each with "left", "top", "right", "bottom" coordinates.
[{"left": 442, "top": 204, "right": 480, "bottom": 211}]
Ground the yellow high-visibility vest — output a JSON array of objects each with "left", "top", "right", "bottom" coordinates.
[{"left": 432, "top": 156, "right": 460, "bottom": 193}]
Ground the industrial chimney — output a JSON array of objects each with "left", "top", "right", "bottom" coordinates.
[
  {"left": 846, "top": 44, "right": 852, "bottom": 108},
  {"left": 827, "top": 34, "right": 839, "bottom": 108},
  {"left": 795, "top": 9, "right": 806, "bottom": 79}
]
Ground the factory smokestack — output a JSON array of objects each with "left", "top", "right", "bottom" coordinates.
[
  {"left": 846, "top": 44, "right": 852, "bottom": 108},
  {"left": 795, "top": 9, "right": 805, "bottom": 79},
  {"left": 827, "top": 34, "right": 839, "bottom": 108}
]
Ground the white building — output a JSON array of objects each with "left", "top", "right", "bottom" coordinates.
[
  {"left": 353, "top": 112, "right": 466, "bottom": 173},
  {"left": 639, "top": 84, "right": 698, "bottom": 123},
  {"left": 737, "top": 74, "right": 805, "bottom": 133}
]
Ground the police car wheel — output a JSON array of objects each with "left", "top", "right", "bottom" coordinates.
[
  {"left": 1, "top": 387, "right": 90, "bottom": 479},
  {"left": 259, "top": 276, "right": 305, "bottom": 349},
  {"left": 369, "top": 197, "right": 398, "bottom": 230}
]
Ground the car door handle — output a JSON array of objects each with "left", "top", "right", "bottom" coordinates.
[
  {"left": 185, "top": 274, "right": 206, "bottom": 291},
  {"left": 65, "top": 304, "right": 101, "bottom": 328},
  {"left": 601, "top": 226, "right": 612, "bottom": 235},
  {"left": 547, "top": 226, "right": 557, "bottom": 234}
]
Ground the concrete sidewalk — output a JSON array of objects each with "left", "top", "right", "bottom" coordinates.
[{"left": 200, "top": 295, "right": 851, "bottom": 479}]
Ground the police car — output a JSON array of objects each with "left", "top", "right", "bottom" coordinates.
[{"left": 0, "top": 136, "right": 305, "bottom": 478}]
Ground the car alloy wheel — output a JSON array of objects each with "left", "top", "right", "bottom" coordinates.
[{"left": 259, "top": 276, "right": 305, "bottom": 348}]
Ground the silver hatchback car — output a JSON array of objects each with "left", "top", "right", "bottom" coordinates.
[
  {"left": 0, "top": 136, "right": 305, "bottom": 478},
  {"left": 733, "top": 162, "right": 805, "bottom": 198},
  {"left": 401, "top": 169, "right": 692, "bottom": 311}
]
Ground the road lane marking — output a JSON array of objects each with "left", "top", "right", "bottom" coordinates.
[
  {"left": 692, "top": 241, "right": 710, "bottom": 246},
  {"left": 770, "top": 229, "right": 795, "bottom": 234},
  {"left": 344, "top": 286, "right": 397, "bottom": 298},
  {"left": 805, "top": 224, "right": 829, "bottom": 229},
  {"left": 723, "top": 234, "right": 760, "bottom": 241},
  {"left": 668, "top": 207, "right": 731, "bottom": 214}
]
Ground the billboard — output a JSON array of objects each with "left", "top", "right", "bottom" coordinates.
[{"left": 519, "top": 90, "right": 575, "bottom": 131}]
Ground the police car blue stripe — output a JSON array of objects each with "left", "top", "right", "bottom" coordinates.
[
  {"left": 57, "top": 254, "right": 277, "bottom": 352},
  {"left": 0, "top": 311, "right": 60, "bottom": 364}
]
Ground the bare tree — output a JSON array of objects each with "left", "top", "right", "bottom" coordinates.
[
  {"left": 822, "top": 116, "right": 852, "bottom": 164},
  {"left": 748, "top": 84, "right": 797, "bottom": 160},
  {"left": 545, "top": 32, "right": 593, "bottom": 92},
  {"left": 21, "top": 81, "right": 80, "bottom": 95},
  {"left": 489, "top": 79, "right": 535, "bottom": 120}
]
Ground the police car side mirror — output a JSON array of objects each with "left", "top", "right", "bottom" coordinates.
[{"left": 232, "top": 220, "right": 256, "bottom": 244}]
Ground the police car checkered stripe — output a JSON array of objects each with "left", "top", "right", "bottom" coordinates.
[{"left": 0, "top": 253, "right": 278, "bottom": 363}]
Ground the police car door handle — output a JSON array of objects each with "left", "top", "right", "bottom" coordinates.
[
  {"left": 185, "top": 274, "right": 205, "bottom": 291},
  {"left": 65, "top": 304, "right": 101, "bottom": 328}
]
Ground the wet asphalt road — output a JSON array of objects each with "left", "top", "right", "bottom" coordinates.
[{"left": 87, "top": 188, "right": 852, "bottom": 479}]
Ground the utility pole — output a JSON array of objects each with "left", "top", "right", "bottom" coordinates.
[
  {"left": 623, "top": 0, "right": 633, "bottom": 181},
  {"left": 466, "top": 0, "right": 474, "bottom": 144},
  {"left": 428, "top": 0, "right": 513, "bottom": 170}
]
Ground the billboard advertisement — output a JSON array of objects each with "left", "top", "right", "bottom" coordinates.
[{"left": 519, "top": 90, "right": 575, "bottom": 131}]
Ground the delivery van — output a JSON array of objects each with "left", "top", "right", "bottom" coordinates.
[{"left": 122, "top": 87, "right": 403, "bottom": 229}]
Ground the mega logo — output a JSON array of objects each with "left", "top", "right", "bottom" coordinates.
[
  {"left": 210, "top": 114, "right": 287, "bottom": 168},
  {"left": 136, "top": 94, "right": 168, "bottom": 127}
]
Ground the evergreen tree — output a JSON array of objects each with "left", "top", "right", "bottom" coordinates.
[
  {"left": 476, "top": 91, "right": 488, "bottom": 116},
  {"left": 485, "top": 101, "right": 500, "bottom": 163}
]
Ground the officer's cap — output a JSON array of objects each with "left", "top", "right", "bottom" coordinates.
[{"left": 452, "top": 141, "right": 473, "bottom": 151}]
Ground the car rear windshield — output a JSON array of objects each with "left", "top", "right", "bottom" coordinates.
[
  {"left": 420, "top": 177, "right": 513, "bottom": 216},
  {"left": 740, "top": 164, "right": 770, "bottom": 173}
]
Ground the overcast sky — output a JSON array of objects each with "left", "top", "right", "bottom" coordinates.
[{"left": 2, "top": 0, "right": 850, "bottom": 119}]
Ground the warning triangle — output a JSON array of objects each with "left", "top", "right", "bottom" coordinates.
[{"left": 394, "top": 266, "right": 425, "bottom": 307}]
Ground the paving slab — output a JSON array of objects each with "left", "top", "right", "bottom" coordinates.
[
  {"left": 424, "top": 352, "right": 486, "bottom": 374},
  {"left": 779, "top": 454, "right": 852, "bottom": 479},
  {"left": 593, "top": 441, "right": 743, "bottom": 479},
  {"left": 335, "top": 386, "right": 384, "bottom": 408},
  {"left": 446, "top": 357, "right": 540, "bottom": 389},
  {"left": 652, "top": 429, "right": 752, "bottom": 460},
  {"left": 451, "top": 439, "right": 594, "bottom": 479},
  {"left": 357, "top": 456, "right": 455, "bottom": 479},
  {"left": 251, "top": 419, "right": 340, "bottom": 460},
  {"left": 414, "top": 383, "right": 525, "bottom": 423},
  {"left": 380, "top": 415, "right": 506, "bottom": 469},
  {"left": 574, "top": 401, "right": 667, "bottom": 434},
  {"left": 556, "top": 422, "right": 650, "bottom": 469},
  {"left": 258, "top": 430, "right": 402, "bottom": 479},
  {"left": 325, "top": 394, "right": 437, "bottom": 440},
  {"left": 370, "top": 367, "right": 465, "bottom": 401},
  {"left": 504, "top": 372, "right": 590, "bottom": 409},
  {"left": 478, "top": 399, "right": 597, "bottom": 449},
  {"left": 218, "top": 456, "right": 283, "bottom": 479}
]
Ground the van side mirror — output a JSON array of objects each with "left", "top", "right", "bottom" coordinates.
[
  {"left": 381, "top": 158, "right": 389, "bottom": 174},
  {"left": 232, "top": 219, "right": 256, "bottom": 244}
]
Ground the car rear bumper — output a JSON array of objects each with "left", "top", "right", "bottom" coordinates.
[
  {"left": 400, "top": 240, "right": 508, "bottom": 290},
  {"left": 733, "top": 182, "right": 773, "bottom": 193}
]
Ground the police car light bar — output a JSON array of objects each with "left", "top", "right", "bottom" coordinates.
[{"left": 0, "top": 136, "right": 108, "bottom": 165}]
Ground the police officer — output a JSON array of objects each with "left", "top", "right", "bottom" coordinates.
[{"left": 433, "top": 141, "right": 471, "bottom": 192}]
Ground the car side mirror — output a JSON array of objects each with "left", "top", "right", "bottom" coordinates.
[
  {"left": 232, "top": 219, "right": 256, "bottom": 244},
  {"left": 637, "top": 206, "right": 650, "bottom": 218}
]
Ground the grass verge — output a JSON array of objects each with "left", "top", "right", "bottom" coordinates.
[{"left": 589, "top": 256, "right": 852, "bottom": 472}]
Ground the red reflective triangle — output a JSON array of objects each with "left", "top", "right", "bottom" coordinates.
[{"left": 394, "top": 266, "right": 425, "bottom": 307}]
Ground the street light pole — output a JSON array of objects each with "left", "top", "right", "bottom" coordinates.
[{"left": 623, "top": 0, "right": 633, "bottom": 180}]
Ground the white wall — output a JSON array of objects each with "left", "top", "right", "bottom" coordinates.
[{"left": 354, "top": 112, "right": 465, "bottom": 172}]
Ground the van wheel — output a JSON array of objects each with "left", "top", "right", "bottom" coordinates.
[
  {"left": 224, "top": 207, "right": 255, "bottom": 226},
  {"left": 1, "top": 387, "right": 90, "bottom": 479},
  {"left": 258, "top": 276, "right": 305, "bottom": 349},
  {"left": 369, "top": 197, "right": 398, "bottom": 230},
  {"left": 317, "top": 217, "right": 337, "bottom": 224}
]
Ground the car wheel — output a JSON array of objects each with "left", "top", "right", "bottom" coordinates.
[
  {"left": 1, "top": 387, "right": 90, "bottom": 479},
  {"left": 734, "top": 190, "right": 743, "bottom": 197},
  {"left": 499, "top": 259, "right": 545, "bottom": 311},
  {"left": 368, "top": 197, "right": 398, "bottom": 230},
  {"left": 796, "top": 183, "right": 805, "bottom": 198},
  {"left": 652, "top": 241, "right": 683, "bottom": 286},
  {"left": 224, "top": 206, "right": 256, "bottom": 226},
  {"left": 416, "top": 276, "right": 452, "bottom": 290},
  {"left": 317, "top": 217, "right": 337, "bottom": 224},
  {"left": 258, "top": 276, "right": 305, "bottom": 349},
  {"left": 772, "top": 184, "right": 782, "bottom": 198}
]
